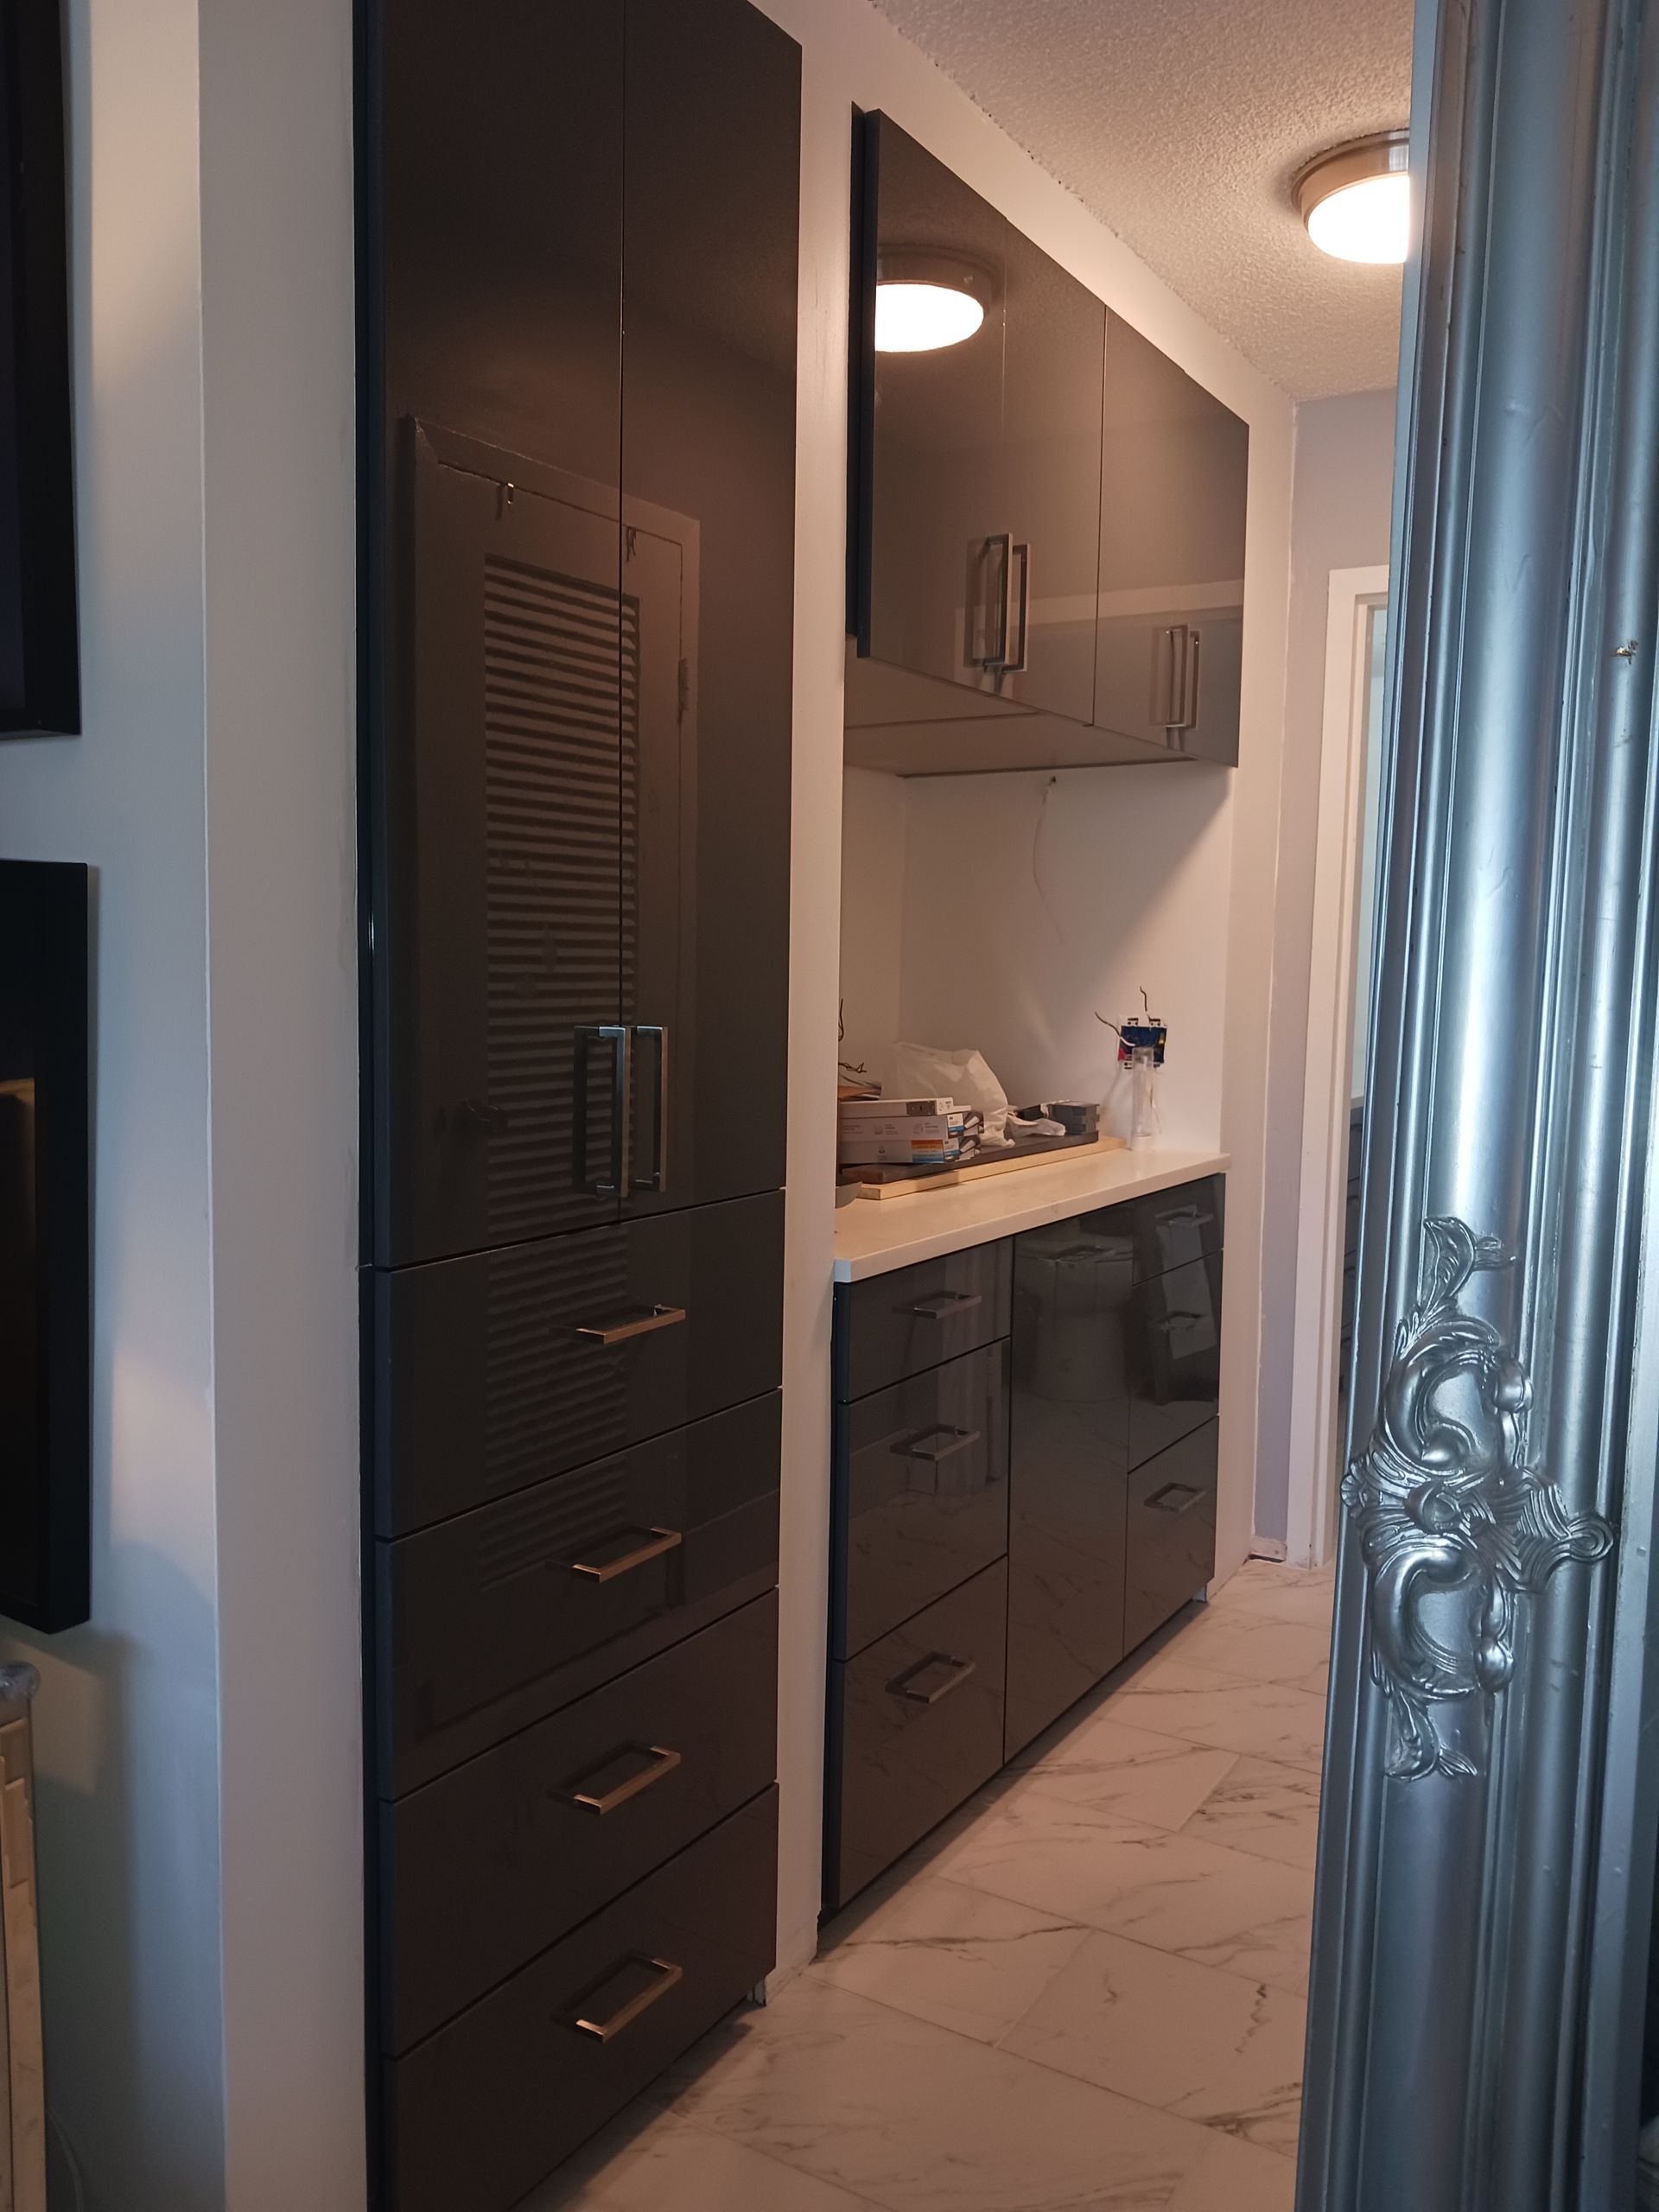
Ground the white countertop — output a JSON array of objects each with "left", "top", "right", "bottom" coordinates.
[{"left": 832, "top": 1145, "right": 1230, "bottom": 1281}]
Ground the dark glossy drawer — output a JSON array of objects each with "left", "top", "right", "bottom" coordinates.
[
  {"left": 370, "top": 1190, "right": 783, "bottom": 1537},
  {"left": 835, "top": 1240, "right": 1011, "bottom": 1402},
  {"left": 825, "top": 1558, "right": 1007, "bottom": 1911},
  {"left": 833, "top": 1342, "right": 1009, "bottom": 1659},
  {"left": 1130, "top": 1174, "right": 1224, "bottom": 1281},
  {"left": 380, "top": 1592, "right": 778, "bottom": 2052},
  {"left": 1127, "top": 1251, "right": 1223, "bottom": 1468},
  {"left": 383, "top": 1789, "right": 778, "bottom": 2212},
  {"left": 1124, "top": 1421, "right": 1217, "bottom": 1651},
  {"left": 377, "top": 1393, "right": 780, "bottom": 1795}
]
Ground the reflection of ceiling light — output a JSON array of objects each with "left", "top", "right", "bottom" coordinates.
[
  {"left": 874, "top": 249, "right": 992, "bottom": 352},
  {"left": 1295, "top": 132, "right": 1411, "bottom": 264}
]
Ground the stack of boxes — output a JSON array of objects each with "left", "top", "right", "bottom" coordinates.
[{"left": 837, "top": 1096, "right": 983, "bottom": 1173}]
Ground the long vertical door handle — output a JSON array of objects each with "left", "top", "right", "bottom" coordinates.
[
  {"left": 974, "top": 532, "right": 1014, "bottom": 669},
  {"left": 1181, "top": 626, "right": 1201, "bottom": 731},
  {"left": 630, "top": 1026, "right": 668, "bottom": 1193},
  {"left": 575, "top": 1025, "right": 629, "bottom": 1195},
  {"left": 1005, "top": 543, "right": 1030, "bottom": 672}
]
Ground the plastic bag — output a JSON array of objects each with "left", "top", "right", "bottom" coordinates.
[{"left": 890, "top": 1042, "right": 1015, "bottom": 1147}]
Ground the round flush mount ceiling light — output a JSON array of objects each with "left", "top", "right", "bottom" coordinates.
[
  {"left": 1294, "top": 131, "right": 1412, "bottom": 264},
  {"left": 874, "top": 249, "right": 991, "bottom": 353}
]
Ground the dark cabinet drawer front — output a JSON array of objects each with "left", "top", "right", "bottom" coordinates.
[
  {"left": 834, "top": 1342, "right": 1009, "bottom": 1659},
  {"left": 378, "top": 1393, "right": 780, "bottom": 1794},
  {"left": 372, "top": 1191, "right": 783, "bottom": 1537},
  {"left": 837, "top": 1241, "right": 1011, "bottom": 1400},
  {"left": 384, "top": 1789, "right": 778, "bottom": 2212},
  {"left": 1130, "top": 1175, "right": 1224, "bottom": 1281},
  {"left": 1128, "top": 1252, "right": 1223, "bottom": 1467},
  {"left": 826, "top": 1559, "right": 1007, "bottom": 1910},
  {"left": 1124, "top": 1421, "right": 1217, "bottom": 1650},
  {"left": 381, "top": 1593, "right": 777, "bottom": 2052}
]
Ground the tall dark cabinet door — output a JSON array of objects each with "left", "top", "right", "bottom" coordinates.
[
  {"left": 620, "top": 0, "right": 799, "bottom": 1212},
  {"left": 376, "top": 428, "right": 643, "bottom": 1266},
  {"left": 1005, "top": 1219, "right": 1134, "bottom": 1758},
  {"left": 1093, "top": 311, "right": 1249, "bottom": 765},
  {"left": 859, "top": 115, "right": 1007, "bottom": 700},
  {"left": 999, "top": 227, "right": 1103, "bottom": 724}
]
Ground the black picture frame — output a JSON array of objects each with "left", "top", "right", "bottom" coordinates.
[
  {"left": 0, "top": 0, "right": 77, "bottom": 737},
  {"left": 0, "top": 861, "right": 90, "bottom": 1631}
]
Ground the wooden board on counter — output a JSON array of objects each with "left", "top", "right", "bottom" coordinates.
[{"left": 842, "top": 1134, "right": 1126, "bottom": 1201}]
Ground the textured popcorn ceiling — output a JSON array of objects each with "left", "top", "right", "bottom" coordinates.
[{"left": 872, "top": 0, "right": 1413, "bottom": 398}]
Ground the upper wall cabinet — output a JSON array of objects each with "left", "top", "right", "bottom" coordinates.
[{"left": 845, "top": 115, "right": 1249, "bottom": 777}]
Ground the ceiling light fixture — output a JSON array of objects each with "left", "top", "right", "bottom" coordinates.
[
  {"left": 1294, "top": 132, "right": 1411, "bottom": 264},
  {"left": 874, "top": 249, "right": 991, "bottom": 353}
]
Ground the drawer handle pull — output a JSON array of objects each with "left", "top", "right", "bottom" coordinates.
[
  {"left": 569, "top": 1956, "right": 684, "bottom": 2043},
  {"left": 897, "top": 1424, "right": 982, "bottom": 1465},
  {"left": 1159, "top": 1207, "right": 1216, "bottom": 1229},
  {"left": 891, "top": 1651, "right": 978, "bottom": 1705},
  {"left": 565, "top": 1745, "right": 683, "bottom": 1816},
  {"left": 1153, "top": 1310, "right": 1205, "bottom": 1332},
  {"left": 575, "top": 1304, "right": 688, "bottom": 1346},
  {"left": 904, "top": 1292, "right": 983, "bottom": 1322},
  {"left": 566, "top": 1527, "right": 684, "bottom": 1582},
  {"left": 1145, "top": 1481, "right": 1205, "bottom": 1516}
]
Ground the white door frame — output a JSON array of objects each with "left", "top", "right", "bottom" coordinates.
[{"left": 1285, "top": 564, "right": 1391, "bottom": 1567}]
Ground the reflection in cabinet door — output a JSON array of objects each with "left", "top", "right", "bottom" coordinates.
[
  {"left": 1124, "top": 1421, "right": 1217, "bottom": 1650},
  {"left": 1127, "top": 1252, "right": 1223, "bottom": 1468}
]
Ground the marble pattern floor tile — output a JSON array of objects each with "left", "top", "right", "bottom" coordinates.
[
  {"left": 519, "top": 2106, "right": 885, "bottom": 2209},
  {"left": 1104, "top": 1662, "right": 1330, "bottom": 1773},
  {"left": 1002, "top": 1929, "right": 1306, "bottom": 2154},
  {"left": 927, "top": 1792, "right": 1315, "bottom": 1994},
  {"left": 1162, "top": 2129, "right": 1298, "bottom": 2211},
  {"left": 1009, "top": 1713, "right": 1241, "bottom": 1832},
  {"left": 1145, "top": 1608, "right": 1332, "bottom": 1689},
  {"left": 658, "top": 1975, "right": 1223, "bottom": 2211},
  {"left": 1210, "top": 1566, "right": 1338, "bottom": 1630},
  {"left": 811, "top": 1874, "right": 1092, "bottom": 2044},
  {"left": 1179, "top": 1757, "right": 1323, "bottom": 1872}
]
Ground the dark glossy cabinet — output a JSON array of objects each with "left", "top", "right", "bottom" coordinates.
[
  {"left": 846, "top": 116, "right": 1247, "bottom": 777},
  {"left": 824, "top": 1173, "right": 1224, "bottom": 1912},
  {"left": 360, "top": 3, "right": 798, "bottom": 2202}
]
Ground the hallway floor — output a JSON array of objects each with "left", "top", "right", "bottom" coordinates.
[{"left": 530, "top": 1559, "right": 1336, "bottom": 2212}]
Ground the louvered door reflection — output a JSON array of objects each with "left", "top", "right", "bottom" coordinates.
[{"left": 378, "top": 423, "right": 684, "bottom": 1267}]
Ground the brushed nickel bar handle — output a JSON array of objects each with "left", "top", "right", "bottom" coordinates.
[
  {"left": 904, "top": 1291, "right": 982, "bottom": 1321},
  {"left": 891, "top": 1652, "right": 978, "bottom": 1706},
  {"left": 1005, "top": 541, "right": 1031, "bottom": 673},
  {"left": 565, "top": 1527, "right": 683, "bottom": 1583},
  {"left": 897, "top": 1424, "right": 982, "bottom": 1464},
  {"left": 574, "top": 1024, "right": 630, "bottom": 1195},
  {"left": 575, "top": 1303, "right": 687, "bottom": 1346},
  {"left": 565, "top": 1745, "right": 683, "bottom": 1816},
  {"left": 570, "top": 1957, "right": 684, "bottom": 2043},
  {"left": 630, "top": 1025, "right": 669, "bottom": 1194},
  {"left": 1145, "top": 1481, "right": 1205, "bottom": 1516}
]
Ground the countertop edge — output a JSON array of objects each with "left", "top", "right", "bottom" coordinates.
[{"left": 830, "top": 1148, "right": 1230, "bottom": 1281}]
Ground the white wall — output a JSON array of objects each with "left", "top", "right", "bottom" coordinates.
[
  {"left": 0, "top": 0, "right": 359, "bottom": 2205},
  {"left": 837, "top": 766, "right": 909, "bottom": 1089},
  {"left": 764, "top": 0, "right": 1297, "bottom": 1980},
  {"left": 1255, "top": 387, "right": 1398, "bottom": 1545}
]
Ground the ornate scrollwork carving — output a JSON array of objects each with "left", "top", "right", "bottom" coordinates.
[{"left": 1341, "top": 1217, "right": 1614, "bottom": 1781}]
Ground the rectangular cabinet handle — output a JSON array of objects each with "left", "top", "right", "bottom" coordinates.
[
  {"left": 575, "top": 1303, "right": 688, "bottom": 1347},
  {"left": 1005, "top": 541, "right": 1030, "bottom": 673},
  {"left": 1145, "top": 1481, "right": 1205, "bottom": 1516},
  {"left": 897, "top": 1424, "right": 982, "bottom": 1464},
  {"left": 630, "top": 1025, "right": 669, "bottom": 1194},
  {"left": 891, "top": 1651, "right": 978, "bottom": 1706},
  {"left": 574, "top": 1025, "right": 630, "bottom": 1195},
  {"left": 569, "top": 1956, "right": 684, "bottom": 2044},
  {"left": 563, "top": 1745, "right": 683, "bottom": 1816},
  {"left": 904, "top": 1291, "right": 982, "bottom": 1322},
  {"left": 564, "top": 1526, "right": 684, "bottom": 1583}
]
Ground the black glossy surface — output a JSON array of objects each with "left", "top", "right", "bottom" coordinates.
[
  {"left": 1124, "top": 1420, "right": 1218, "bottom": 1650},
  {"left": 825, "top": 1558, "right": 1007, "bottom": 1912},
  {"left": 1129, "top": 1173, "right": 1225, "bottom": 1281},
  {"left": 1127, "top": 1252, "right": 1224, "bottom": 1469},
  {"left": 836, "top": 1239, "right": 1012, "bottom": 1401},
  {"left": 833, "top": 1340, "right": 1010, "bottom": 1659},
  {"left": 620, "top": 0, "right": 798, "bottom": 1218},
  {"left": 380, "top": 1592, "right": 777, "bottom": 2051},
  {"left": 0, "top": 861, "right": 88, "bottom": 1630},
  {"left": 383, "top": 1789, "right": 778, "bottom": 2212},
  {"left": 1095, "top": 311, "right": 1249, "bottom": 766},
  {"left": 378, "top": 1391, "right": 781, "bottom": 1796},
  {"left": 1004, "top": 1216, "right": 1134, "bottom": 1758},
  {"left": 371, "top": 1191, "right": 784, "bottom": 1538}
]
